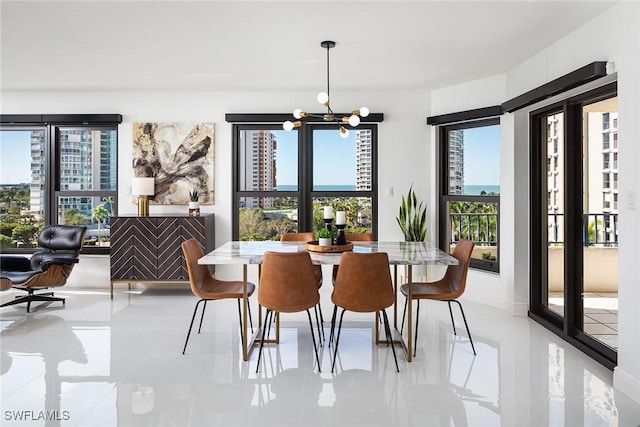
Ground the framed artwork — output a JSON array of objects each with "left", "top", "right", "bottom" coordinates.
[{"left": 132, "top": 122, "right": 215, "bottom": 205}]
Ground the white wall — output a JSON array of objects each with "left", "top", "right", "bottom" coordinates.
[{"left": 429, "top": 1, "right": 640, "bottom": 404}]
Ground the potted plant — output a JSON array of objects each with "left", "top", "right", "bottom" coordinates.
[
  {"left": 396, "top": 184, "right": 427, "bottom": 242},
  {"left": 188, "top": 190, "right": 200, "bottom": 216},
  {"left": 316, "top": 228, "right": 333, "bottom": 246}
]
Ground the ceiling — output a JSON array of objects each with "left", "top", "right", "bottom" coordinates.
[{"left": 0, "top": 0, "right": 618, "bottom": 93}]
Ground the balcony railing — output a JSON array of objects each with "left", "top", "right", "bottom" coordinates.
[
  {"left": 448, "top": 212, "right": 497, "bottom": 246},
  {"left": 548, "top": 212, "right": 618, "bottom": 246},
  {"left": 447, "top": 211, "right": 618, "bottom": 247}
]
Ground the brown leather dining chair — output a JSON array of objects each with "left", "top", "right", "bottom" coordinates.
[
  {"left": 256, "top": 251, "right": 322, "bottom": 372},
  {"left": 331, "top": 251, "right": 399, "bottom": 372},
  {"left": 400, "top": 238, "right": 476, "bottom": 357},
  {"left": 181, "top": 238, "right": 255, "bottom": 354},
  {"left": 331, "top": 232, "right": 373, "bottom": 284},
  {"left": 280, "top": 232, "right": 324, "bottom": 341}
]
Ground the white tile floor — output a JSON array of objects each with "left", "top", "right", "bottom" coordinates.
[{"left": 1, "top": 285, "right": 640, "bottom": 427}]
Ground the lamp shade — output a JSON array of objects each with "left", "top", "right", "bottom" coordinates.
[{"left": 132, "top": 177, "right": 155, "bottom": 196}]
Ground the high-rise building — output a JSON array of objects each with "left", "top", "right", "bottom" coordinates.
[
  {"left": 29, "top": 129, "right": 116, "bottom": 221},
  {"left": 29, "top": 130, "right": 46, "bottom": 218},
  {"left": 239, "top": 130, "right": 277, "bottom": 208},
  {"left": 355, "top": 129, "right": 372, "bottom": 191},
  {"left": 586, "top": 110, "right": 619, "bottom": 243},
  {"left": 448, "top": 130, "right": 464, "bottom": 194}
]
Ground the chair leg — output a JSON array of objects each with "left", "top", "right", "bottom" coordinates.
[
  {"left": 381, "top": 309, "right": 399, "bottom": 372},
  {"left": 256, "top": 309, "right": 273, "bottom": 373},
  {"left": 447, "top": 301, "right": 457, "bottom": 335},
  {"left": 306, "top": 309, "right": 322, "bottom": 372},
  {"left": 313, "top": 305, "right": 324, "bottom": 346},
  {"left": 400, "top": 297, "right": 407, "bottom": 334},
  {"left": 450, "top": 300, "right": 476, "bottom": 355},
  {"left": 331, "top": 308, "right": 347, "bottom": 373},
  {"left": 198, "top": 300, "right": 208, "bottom": 333},
  {"left": 236, "top": 299, "right": 244, "bottom": 345},
  {"left": 0, "top": 288, "right": 65, "bottom": 313},
  {"left": 317, "top": 300, "right": 325, "bottom": 325},
  {"left": 183, "top": 299, "right": 206, "bottom": 355},
  {"left": 413, "top": 300, "right": 420, "bottom": 357},
  {"left": 329, "top": 305, "right": 338, "bottom": 346},
  {"left": 248, "top": 300, "right": 254, "bottom": 333}
]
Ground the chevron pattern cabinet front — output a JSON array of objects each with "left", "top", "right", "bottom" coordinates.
[{"left": 110, "top": 215, "right": 215, "bottom": 282}]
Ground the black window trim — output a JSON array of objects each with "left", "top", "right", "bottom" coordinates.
[
  {"left": 229, "top": 116, "right": 379, "bottom": 240},
  {"left": 1, "top": 114, "right": 121, "bottom": 254},
  {"left": 437, "top": 117, "right": 501, "bottom": 273}
]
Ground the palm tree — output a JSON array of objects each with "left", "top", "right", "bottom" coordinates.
[
  {"left": 92, "top": 204, "right": 109, "bottom": 244},
  {"left": 102, "top": 196, "right": 114, "bottom": 217}
]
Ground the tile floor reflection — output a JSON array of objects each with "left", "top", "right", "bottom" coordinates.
[{"left": 1, "top": 286, "right": 639, "bottom": 426}]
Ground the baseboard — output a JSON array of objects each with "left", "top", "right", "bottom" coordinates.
[
  {"left": 613, "top": 366, "right": 640, "bottom": 404},
  {"left": 460, "top": 293, "right": 529, "bottom": 317}
]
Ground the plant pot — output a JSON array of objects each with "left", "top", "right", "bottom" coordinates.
[
  {"left": 318, "top": 237, "right": 332, "bottom": 246},
  {"left": 188, "top": 201, "right": 200, "bottom": 216}
]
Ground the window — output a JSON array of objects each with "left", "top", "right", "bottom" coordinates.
[
  {"left": 232, "top": 121, "right": 378, "bottom": 240},
  {"left": 439, "top": 118, "right": 500, "bottom": 272},
  {"left": 0, "top": 115, "right": 121, "bottom": 253}
]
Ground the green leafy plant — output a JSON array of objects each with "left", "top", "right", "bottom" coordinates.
[
  {"left": 482, "top": 251, "right": 497, "bottom": 261},
  {"left": 316, "top": 228, "right": 333, "bottom": 239},
  {"left": 396, "top": 184, "right": 427, "bottom": 242},
  {"left": 189, "top": 190, "right": 199, "bottom": 202}
]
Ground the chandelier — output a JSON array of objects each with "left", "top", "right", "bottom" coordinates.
[{"left": 283, "top": 40, "right": 369, "bottom": 138}]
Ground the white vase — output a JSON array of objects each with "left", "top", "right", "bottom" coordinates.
[
  {"left": 318, "top": 237, "right": 332, "bottom": 246},
  {"left": 188, "top": 201, "right": 200, "bottom": 216}
]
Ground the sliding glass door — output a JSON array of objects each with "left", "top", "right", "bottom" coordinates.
[{"left": 530, "top": 83, "right": 618, "bottom": 368}]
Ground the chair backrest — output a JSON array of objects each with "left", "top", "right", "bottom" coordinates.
[
  {"left": 181, "top": 238, "right": 216, "bottom": 297},
  {"left": 258, "top": 251, "right": 320, "bottom": 313},
  {"left": 332, "top": 233, "right": 373, "bottom": 282},
  {"left": 30, "top": 225, "right": 87, "bottom": 271},
  {"left": 280, "top": 232, "right": 315, "bottom": 242},
  {"left": 38, "top": 225, "right": 87, "bottom": 251},
  {"left": 445, "top": 238, "right": 475, "bottom": 295},
  {"left": 344, "top": 233, "right": 373, "bottom": 242},
  {"left": 332, "top": 252, "right": 394, "bottom": 312}
]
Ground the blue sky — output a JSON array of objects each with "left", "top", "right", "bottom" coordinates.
[
  {"left": 0, "top": 130, "right": 32, "bottom": 184},
  {"left": 273, "top": 129, "right": 356, "bottom": 186},
  {"left": 461, "top": 125, "right": 500, "bottom": 185}
]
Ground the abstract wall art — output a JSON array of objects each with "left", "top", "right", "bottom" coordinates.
[{"left": 132, "top": 122, "right": 215, "bottom": 205}]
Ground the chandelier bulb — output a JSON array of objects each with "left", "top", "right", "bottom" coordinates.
[
  {"left": 339, "top": 126, "right": 349, "bottom": 138},
  {"left": 293, "top": 109, "right": 306, "bottom": 119},
  {"left": 348, "top": 114, "right": 361, "bottom": 127},
  {"left": 283, "top": 121, "right": 294, "bottom": 131},
  {"left": 359, "top": 107, "right": 370, "bottom": 117},
  {"left": 317, "top": 92, "right": 329, "bottom": 105}
]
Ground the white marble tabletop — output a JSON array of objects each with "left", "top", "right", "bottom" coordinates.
[{"left": 198, "top": 240, "right": 458, "bottom": 266}]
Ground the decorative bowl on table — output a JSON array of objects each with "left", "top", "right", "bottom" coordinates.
[{"left": 306, "top": 241, "right": 353, "bottom": 253}]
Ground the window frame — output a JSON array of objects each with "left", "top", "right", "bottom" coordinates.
[
  {"left": 438, "top": 118, "right": 501, "bottom": 273},
  {"left": 0, "top": 114, "right": 121, "bottom": 254},
  {"left": 230, "top": 119, "right": 379, "bottom": 240}
]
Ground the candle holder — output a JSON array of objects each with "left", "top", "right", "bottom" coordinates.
[
  {"left": 323, "top": 218, "right": 333, "bottom": 232},
  {"left": 334, "top": 224, "right": 347, "bottom": 245}
]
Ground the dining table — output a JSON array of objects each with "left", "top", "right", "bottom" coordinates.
[{"left": 198, "top": 240, "right": 458, "bottom": 362}]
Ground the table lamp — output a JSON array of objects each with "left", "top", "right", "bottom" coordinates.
[{"left": 132, "top": 177, "right": 155, "bottom": 216}]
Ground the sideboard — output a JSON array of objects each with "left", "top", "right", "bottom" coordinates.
[{"left": 109, "top": 214, "right": 215, "bottom": 298}]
